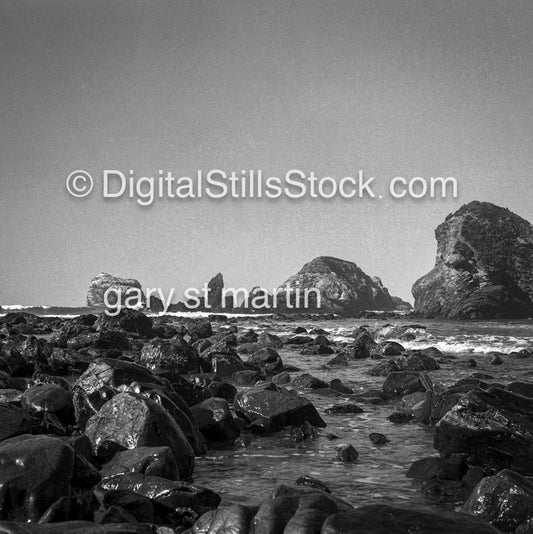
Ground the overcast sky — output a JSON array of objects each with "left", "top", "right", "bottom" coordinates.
[{"left": 1, "top": 0, "right": 532, "bottom": 306}]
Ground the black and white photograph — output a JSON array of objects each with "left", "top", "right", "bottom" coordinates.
[{"left": 1, "top": 1, "right": 533, "bottom": 532}]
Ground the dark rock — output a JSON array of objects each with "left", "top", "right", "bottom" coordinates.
[
  {"left": 271, "top": 371, "right": 291, "bottom": 385},
  {"left": 234, "top": 382, "right": 326, "bottom": 429},
  {"left": 291, "top": 373, "right": 328, "bottom": 390},
  {"left": 370, "top": 352, "right": 440, "bottom": 376},
  {"left": 295, "top": 475, "right": 331, "bottom": 493},
  {"left": 100, "top": 446, "right": 180, "bottom": 489},
  {"left": 257, "top": 332, "right": 283, "bottom": 349},
  {"left": 232, "top": 370, "right": 263, "bottom": 386},
  {"left": 413, "top": 201, "right": 533, "bottom": 319},
  {"left": 374, "top": 341, "right": 405, "bottom": 356},
  {"left": 0, "top": 434, "right": 98, "bottom": 522},
  {"left": 506, "top": 381, "right": 533, "bottom": 398},
  {"left": 139, "top": 338, "right": 200, "bottom": 374},
  {"left": 0, "top": 404, "right": 30, "bottom": 442},
  {"left": 369, "top": 433, "right": 389, "bottom": 445},
  {"left": 190, "top": 397, "right": 239, "bottom": 446},
  {"left": 434, "top": 387, "right": 533, "bottom": 475},
  {"left": 336, "top": 444, "right": 359, "bottom": 462},
  {"left": 190, "top": 504, "right": 257, "bottom": 534},
  {"left": 325, "top": 404, "right": 363, "bottom": 415},
  {"left": 21, "top": 383, "right": 74, "bottom": 427},
  {"left": 321, "top": 503, "right": 500, "bottom": 533},
  {"left": 329, "top": 378, "right": 353, "bottom": 394},
  {"left": 462, "top": 469, "right": 533, "bottom": 532},
  {"left": 382, "top": 372, "right": 433, "bottom": 398},
  {"left": 85, "top": 392, "right": 194, "bottom": 479},
  {"left": 210, "top": 354, "right": 246, "bottom": 376},
  {"left": 107, "top": 473, "right": 221, "bottom": 515},
  {"left": 94, "top": 309, "right": 152, "bottom": 337},
  {"left": 248, "top": 347, "right": 283, "bottom": 375}
]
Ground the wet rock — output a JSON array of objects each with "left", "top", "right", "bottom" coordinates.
[
  {"left": 321, "top": 503, "right": 500, "bottom": 533},
  {"left": 0, "top": 434, "right": 98, "bottom": 522},
  {"left": 291, "top": 373, "right": 328, "bottom": 390},
  {"left": 85, "top": 392, "right": 195, "bottom": 479},
  {"left": 210, "top": 354, "right": 246, "bottom": 376},
  {"left": 0, "top": 404, "right": 30, "bottom": 442},
  {"left": 38, "top": 495, "right": 97, "bottom": 523},
  {"left": 102, "top": 490, "right": 155, "bottom": 523},
  {"left": 325, "top": 404, "right": 363, "bottom": 415},
  {"left": 489, "top": 353, "right": 504, "bottom": 365},
  {"left": 289, "top": 421, "right": 319, "bottom": 442},
  {"left": 329, "top": 378, "right": 353, "bottom": 394},
  {"left": 187, "top": 319, "right": 214, "bottom": 341},
  {"left": 72, "top": 358, "right": 170, "bottom": 428},
  {"left": 234, "top": 382, "right": 326, "bottom": 429},
  {"left": 232, "top": 370, "right": 263, "bottom": 386},
  {"left": 139, "top": 339, "right": 200, "bottom": 374},
  {"left": 388, "top": 411, "right": 415, "bottom": 424},
  {"left": 295, "top": 475, "right": 331, "bottom": 493},
  {"left": 434, "top": 387, "right": 533, "bottom": 475},
  {"left": 21, "top": 383, "right": 74, "bottom": 427},
  {"left": 247, "top": 347, "right": 283, "bottom": 375},
  {"left": 336, "top": 444, "right": 359, "bottom": 462},
  {"left": 370, "top": 352, "right": 440, "bottom": 376},
  {"left": 506, "top": 381, "right": 533, "bottom": 398},
  {"left": 325, "top": 354, "right": 350, "bottom": 366},
  {"left": 94, "top": 309, "right": 152, "bottom": 337},
  {"left": 191, "top": 504, "right": 257, "bottom": 534},
  {"left": 257, "top": 332, "right": 283, "bottom": 349},
  {"left": 374, "top": 341, "right": 405, "bottom": 356},
  {"left": 191, "top": 397, "right": 240, "bottom": 446},
  {"left": 0, "top": 522, "right": 157, "bottom": 533},
  {"left": 382, "top": 372, "right": 433, "bottom": 398},
  {"left": 369, "top": 433, "right": 389, "bottom": 445},
  {"left": 108, "top": 473, "right": 221, "bottom": 515},
  {"left": 462, "top": 469, "right": 533, "bottom": 532},
  {"left": 271, "top": 371, "right": 291, "bottom": 385},
  {"left": 100, "top": 446, "right": 180, "bottom": 489}
]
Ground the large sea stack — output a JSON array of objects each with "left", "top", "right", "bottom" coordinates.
[
  {"left": 87, "top": 272, "right": 144, "bottom": 308},
  {"left": 276, "top": 256, "right": 409, "bottom": 315},
  {"left": 413, "top": 201, "right": 533, "bottom": 319}
]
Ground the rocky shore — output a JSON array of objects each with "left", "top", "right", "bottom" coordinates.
[{"left": 0, "top": 309, "right": 532, "bottom": 532}]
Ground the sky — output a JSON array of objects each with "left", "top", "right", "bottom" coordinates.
[{"left": 1, "top": 0, "right": 532, "bottom": 306}]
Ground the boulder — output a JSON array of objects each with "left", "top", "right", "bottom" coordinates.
[
  {"left": 462, "top": 469, "right": 533, "bottom": 532},
  {"left": 84, "top": 392, "right": 194, "bottom": 478},
  {"left": 247, "top": 347, "right": 283, "bottom": 375},
  {"left": 94, "top": 309, "right": 152, "bottom": 337},
  {"left": 234, "top": 382, "right": 326, "bottom": 429},
  {"left": 100, "top": 446, "right": 180, "bottom": 489},
  {"left": 412, "top": 201, "right": 533, "bottom": 319},
  {"left": 382, "top": 372, "right": 433, "bottom": 398},
  {"left": 0, "top": 435, "right": 98, "bottom": 522},
  {"left": 434, "top": 387, "right": 533, "bottom": 475},
  {"left": 190, "top": 397, "right": 240, "bottom": 446},
  {"left": 321, "top": 504, "right": 500, "bottom": 533},
  {"left": 139, "top": 339, "right": 200, "bottom": 374}
]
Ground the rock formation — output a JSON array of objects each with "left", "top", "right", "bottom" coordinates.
[
  {"left": 86, "top": 272, "right": 144, "bottom": 308},
  {"left": 413, "top": 201, "right": 533, "bottom": 319},
  {"left": 275, "top": 256, "right": 408, "bottom": 315}
]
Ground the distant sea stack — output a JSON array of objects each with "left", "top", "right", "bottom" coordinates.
[
  {"left": 87, "top": 272, "right": 144, "bottom": 308},
  {"left": 413, "top": 201, "right": 533, "bottom": 319},
  {"left": 277, "top": 256, "right": 411, "bottom": 315}
]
